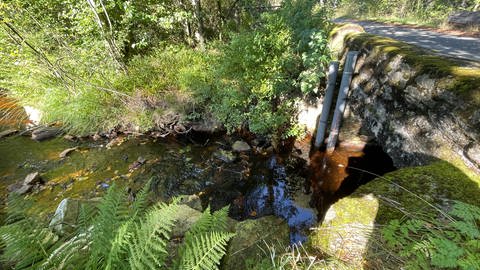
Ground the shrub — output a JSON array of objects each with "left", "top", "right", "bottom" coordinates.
[{"left": 207, "top": 0, "right": 331, "bottom": 138}]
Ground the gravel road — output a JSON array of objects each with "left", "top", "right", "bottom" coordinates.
[{"left": 335, "top": 19, "right": 480, "bottom": 63}]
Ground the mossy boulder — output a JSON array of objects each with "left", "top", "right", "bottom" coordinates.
[
  {"left": 309, "top": 161, "right": 480, "bottom": 268},
  {"left": 223, "top": 216, "right": 289, "bottom": 270},
  {"left": 309, "top": 194, "right": 378, "bottom": 267}
]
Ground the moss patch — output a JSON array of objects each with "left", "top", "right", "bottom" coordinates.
[
  {"left": 355, "top": 161, "right": 480, "bottom": 223},
  {"left": 308, "top": 161, "right": 480, "bottom": 268}
]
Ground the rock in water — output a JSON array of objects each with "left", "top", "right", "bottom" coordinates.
[
  {"left": 178, "top": 194, "right": 203, "bottom": 211},
  {"left": 23, "top": 172, "right": 42, "bottom": 185},
  {"left": 32, "top": 127, "right": 61, "bottom": 141},
  {"left": 59, "top": 147, "right": 78, "bottom": 158},
  {"left": 223, "top": 216, "right": 290, "bottom": 270},
  {"left": 232, "top": 141, "right": 251, "bottom": 152},
  {"left": 170, "top": 204, "right": 203, "bottom": 238},
  {"left": 49, "top": 198, "right": 81, "bottom": 234},
  {"left": 0, "top": 129, "right": 18, "bottom": 139},
  {"left": 8, "top": 183, "right": 32, "bottom": 195},
  {"left": 213, "top": 149, "right": 236, "bottom": 163}
]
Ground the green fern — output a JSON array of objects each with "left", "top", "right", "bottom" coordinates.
[
  {"left": 180, "top": 231, "right": 235, "bottom": 270},
  {"left": 0, "top": 183, "right": 235, "bottom": 270},
  {"left": 127, "top": 201, "right": 179, "bottom": 269},
  {"left": 86, "top": 183, "right": 130, "bottom": 269}
]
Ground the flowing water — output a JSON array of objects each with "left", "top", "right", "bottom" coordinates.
[{"left": 0, "top": 97, "right": 395, "bottom": 244}]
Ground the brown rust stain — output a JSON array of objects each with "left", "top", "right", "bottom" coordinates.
[{"left": 0, "top": 95, "right": 28, "bottom": 127}]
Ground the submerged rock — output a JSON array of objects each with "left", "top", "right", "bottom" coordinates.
[
  {"left": 8, "top": 183, "right": 32, "bottom": 195},
  {"left": 223, "top": 216, "right": 289, "bottom": 270},
  {"left": 59, "top": 147, "right": 78, "bottom": 158},
  {"left": 0, "top": 129, "right": 18, "bottom": 139},
  {"left": 32, "top": 127, "right": 61, "bottom": 141},
  {"left": 232, "top": 141, "right": 251, "bottom": 152},
  {"left": 213, "top": 149, "right": 236, "bottom": 163},
  {"left": 23, "top": 172, "right": 42, "bottom": 185}
]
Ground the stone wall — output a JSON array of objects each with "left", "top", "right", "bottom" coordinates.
[{"left": 330, "top": 24, "right": 480, "bottom": 172}]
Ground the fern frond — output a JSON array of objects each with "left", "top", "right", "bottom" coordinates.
[
  {"left": 105, "top": 220, "right": 133, "bottom": 270},
  {"left": 127, "top": 201, "right": 179, "bottom": 270},
  {"left": 181, "top": 231, "right": 235, "bottom": 270},
  {"left": 131, "top": 178, "right": 153, "bottom": 218},
  {"left": 187, "top": 206, "right": 213, "bottom": 236},
  {"left": 86, "top": 183, "right": 129, "bottom": 269},
  {"left": 77, "top": 203, "right": 97, "bottom": 234},
  {"left": 40, "top": 229, "right": 91, "bottom": 270},
  {"left": 0, "top": 219, "right": 57, "bottom": 269},
  {"left": 211, "top": 206, "right": 230, "bottom": 232}
]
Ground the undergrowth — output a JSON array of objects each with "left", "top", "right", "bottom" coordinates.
[
  {"left": 0, "top": 180, "right": 234, "bottom": 269},
  {"left": 382, "top": 200, "right": 480, "bottom": 269}
]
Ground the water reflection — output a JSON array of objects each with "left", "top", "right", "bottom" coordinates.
[{"left": 243, "top": 156, "right": 316, "bottom": 244}]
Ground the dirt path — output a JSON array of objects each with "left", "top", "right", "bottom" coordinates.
[{"left": 335, "top": 19, "right": 480, "bottom": 63}]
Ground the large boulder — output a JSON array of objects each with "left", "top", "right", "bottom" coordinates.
[
  {"left": 309, "top": 161, "right": 480, "bottom": 268},
  {"left": 223, "top": 216, "right": 290, "bottom": 270},
  {"left": 447, "top": 11, "right": 480, "bottom": 28}
]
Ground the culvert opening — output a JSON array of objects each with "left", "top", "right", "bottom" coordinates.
[{"left": 308, "top": 142, "right": 396, "bottom": 222}]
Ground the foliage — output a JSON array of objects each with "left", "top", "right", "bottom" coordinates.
[
  {"left": 382, "top": 200, "right": 480, "bottom": 269},
  {"left": 0, "top": 181, "right": 234, "bottom": 270},
  {"left": 207, "top": 0, "right": 331, "bottom": 138}
]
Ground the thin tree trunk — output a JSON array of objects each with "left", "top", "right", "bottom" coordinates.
[{"left": 191, "top": 0, "right": 205, "bottom": 49}]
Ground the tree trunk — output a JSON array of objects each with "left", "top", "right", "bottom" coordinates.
[{"left": 191, "top": 0, "right": 205, "bottom": 48}]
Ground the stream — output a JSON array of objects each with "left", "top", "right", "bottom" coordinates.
[
  {"left": 0, "top": 93, "right": 395, "bottom": 245},
  {"left": 0, "top": 131, "right": 395, "bottom": 244}
]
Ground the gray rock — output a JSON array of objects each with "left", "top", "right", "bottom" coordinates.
[
  {"left": 448, "top": 11, "right": 480, "bottom": 28},
  {"left": 8, "top": 183, "right": 32, "bottom": 195},
  {"left": 178, "top": 194, "right": 203, "bottom": 211},
  {"left": 171, "top": 204, "right": 203, "bottom": 238},
  {"left": 191, "top": 118, "right": 223, "bottom": 133},
  {"left": 213, "top": 149, "right": 236, "bottom": 163},
  {"left": 0, "top": 129, "right": 18, "bottom": 139},
  {"left": 49, "top": 198, "right": 81, "bottom": 234},
  {"left": 59, "top": 147, "right": 78, "bottom": 158},
  {"left": 232, "top": 141, "right": 251, "bottom": 152},
  {"left": 23, "top": 172, "right": 42, "bottom": 185},
  {"left": 32, "top": 127, "right": 61, "bottom": 141},
  {"left": 223, "top": 216, "right": 290, "bottom": 270}
]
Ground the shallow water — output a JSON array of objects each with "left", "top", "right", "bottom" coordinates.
[{"left": 0, "top": 134, "right": 319, "bottom": 243}]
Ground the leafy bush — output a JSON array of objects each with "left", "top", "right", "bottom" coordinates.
[
  {"left": 0, "top": 181, "right": 234, "bottom": 269},
  {"left": 382, "top": 200, "right": 480, "bottom": 269},
  {"left": 207, "top": 0, "right": 331, "bottom": 138}
]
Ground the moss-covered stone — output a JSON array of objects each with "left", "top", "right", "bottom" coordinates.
[
  {"left": 223, "top": 216, "right": 289, "bottom": 270},
  {"left": 356, "top": 161, "right": 480, "bottom": 223},
  {"left": 308, "top": 161, "right": 480, "bottom": 268},
  {"left": 309, "top": 194, "right": 379, "bottom": 267}
]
